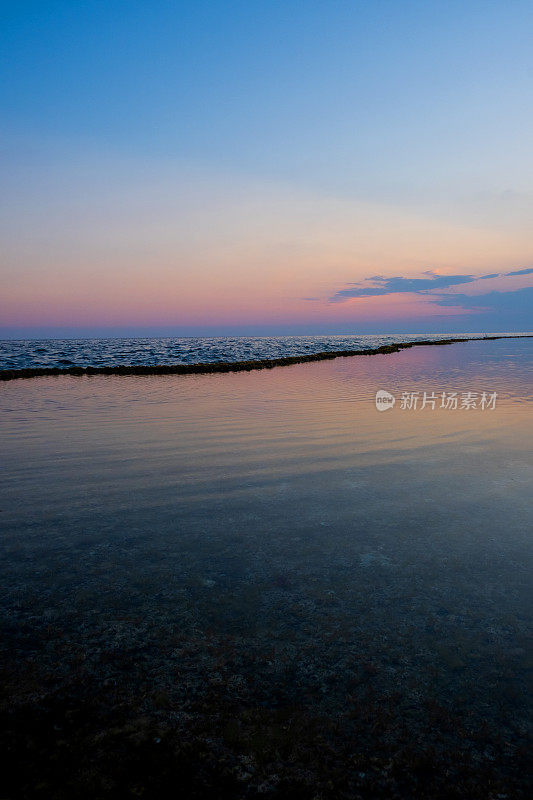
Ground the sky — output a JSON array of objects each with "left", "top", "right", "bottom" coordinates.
[{"left": 1, "top": 0, "right": 532, "bottom": 338}]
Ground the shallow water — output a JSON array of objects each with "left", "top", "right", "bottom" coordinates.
[{"left": 0, "top": 337, "right": 532, "bottom": 797}]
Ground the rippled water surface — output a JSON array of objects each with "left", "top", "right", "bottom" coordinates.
[
  {"left": 1, "top": 331, "right": 530, "bottom": 370},
  {"left": 1, "top": 337, "right": 531, "bottom": 797}
]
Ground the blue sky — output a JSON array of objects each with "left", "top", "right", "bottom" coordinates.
[{"left": 1, "top": 1, "right": 532, "bottom": 336}]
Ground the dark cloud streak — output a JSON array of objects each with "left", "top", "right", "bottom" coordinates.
[
  {"left": 330, "top": 272, "right": 475, "bottom": 302},
  {"left": 505, "top": 267, "right": 533, "bottom": 276},
  {"left": 330, "top": 267, "right": 533, "bottom": 303}
]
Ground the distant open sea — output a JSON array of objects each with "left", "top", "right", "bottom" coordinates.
[{"left": 1, "top": 332, "right": 530, "bottom": 371}]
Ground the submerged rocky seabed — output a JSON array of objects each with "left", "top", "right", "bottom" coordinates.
[
  {"left": 1, "top": 520, "right": 530, "bottom": 799},
  {"left": 0, "top": 338, "right": 531, "bottom": 798}
]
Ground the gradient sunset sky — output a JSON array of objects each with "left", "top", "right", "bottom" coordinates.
[{"left": 1, "top": 1, "right": 532, "bottom": 337}]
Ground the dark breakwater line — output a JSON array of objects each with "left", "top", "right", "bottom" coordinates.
[{"left": 1, "top": 335, "right": 532, "bottom": 381}]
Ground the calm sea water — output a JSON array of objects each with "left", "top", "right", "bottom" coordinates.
[
  {"left": 0, "top": 337, "right": 531, "bottom": 794},
  {"left": 1, "top": 331, "right": 530, "bottom": 370}
]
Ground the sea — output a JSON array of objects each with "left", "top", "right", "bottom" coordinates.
[
  {"left": 0, "top": 331, "right": 529, "bottom": 370},
  {"left": 1, "top": 333, "right": 531, "bottom": 795}
]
